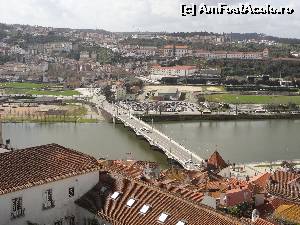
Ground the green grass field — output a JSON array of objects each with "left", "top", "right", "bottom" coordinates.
[
  {"left": 206, "top": 94, "right": 300, "bottom": 104},
  {"left": 1, "top": 82, "right": 79, "bottom": 96},
  {"left": 27, "top": 90, "right": 80, "bottom": 96},
  {"left": 6, "top": 89, "right": 80, "bottom": 96},
  {"left": 0, "top": 82, "right": 56, "bottom": 89}
]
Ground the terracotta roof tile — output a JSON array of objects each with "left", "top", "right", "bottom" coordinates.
[
  {"left": 76, "top": 170, "right": 250, "bottom": 225},
  {"left": 254, "top": 218, "right": 277, "bottom": 225},
  {"left": 0, "top": 144, "right": 100, "bottom": 195},
  {"left": 267, "top": 171, "right": 300, "bottom": 204},
  {"left": 208, "top": 151, "right": 228, "bottom": 171}
]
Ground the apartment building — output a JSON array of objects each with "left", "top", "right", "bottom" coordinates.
[
  {"left": 196, "top": 48, "right": 269, "bottom": 60},
  {"left": 136, "top": 46, "right": 158, "bottom": 57},
  {"left": 150, "top": 65, "right": 197, "bottom": 81},
  {"left": 162, "top": 45, "right": 191, "bottom": 58}
]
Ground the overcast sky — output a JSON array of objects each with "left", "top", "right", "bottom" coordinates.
[{"left": 0, "top": 0, "right": 299, "bottom": 38}]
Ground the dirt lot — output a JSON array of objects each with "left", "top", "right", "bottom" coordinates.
[{"left": 0, "top": 103, "right": 103, "bottom": 122}]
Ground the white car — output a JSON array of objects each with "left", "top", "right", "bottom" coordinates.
[{"left": 184, "top": 159, "right": 193, "bottom": 164}]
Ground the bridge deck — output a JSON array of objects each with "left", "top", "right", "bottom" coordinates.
[{"left": 100, "top": 101, "right": 204, "bottom": 170}]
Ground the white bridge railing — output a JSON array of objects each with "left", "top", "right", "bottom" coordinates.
[{"left": 101, "top": 102, "right": 204, "bottom": 170}]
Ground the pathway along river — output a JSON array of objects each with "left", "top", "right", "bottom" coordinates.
[{"left": 4, "top": 120, "right": 300, "bottom": 165}]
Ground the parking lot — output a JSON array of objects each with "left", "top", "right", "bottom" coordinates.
[{"left": 118, "top": 101, "right": 202, "bottom": 115}]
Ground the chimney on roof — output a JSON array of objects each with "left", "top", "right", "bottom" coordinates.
[
  {"left": 251, "top": 209, "right": 260, "bottom": 222},
  {"left": 5, "top": 139, "right": 11, "bottom": 149}
]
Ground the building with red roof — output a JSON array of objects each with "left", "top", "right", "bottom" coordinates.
[
  {"left": 207, "top": 151, "right": 229, "bottom": 171},
  {"left": 0, "top": 144, "right": 101, "bottom": 225}
]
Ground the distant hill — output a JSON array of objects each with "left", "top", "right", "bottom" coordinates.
[{"left": 228, "top": 32, "right": 300, "bottom": 44}]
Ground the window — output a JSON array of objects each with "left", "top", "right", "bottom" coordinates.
[
  {"left": 68, "top": 216, "right": 75, "bottom": 225},
  {"left": 11, "top": 197, "right": 25, "bottom": 219},
  {"left": 126, "top": 198, "right": 136, "bottom": 207},
  {"left": 43, "top": 189, "right": 55, "bottom": 210},
  {"left": 158, "top": 213, "right": 169, "bottom": 223},
  {"left": 69, "top": 187, "right": 74, "bottom": 198},
  {"left": 139, "top": 204, "right": 151, "bottom": 214},
  {"left": 54, "top": 219, "right": 63, "bottom": 225},
  {"left": 111, "top": 191, "right": 121, "bottom": 200},
  {"left": 176, "top": 221, "right": 187, "bottom": 225}
]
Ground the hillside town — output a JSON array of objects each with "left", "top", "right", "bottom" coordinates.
[{"left": 0, "top": 5, "right": 300, "bottom": 225}]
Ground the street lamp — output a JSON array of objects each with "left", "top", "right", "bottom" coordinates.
[
  {"left": 235, "top": 96, "right": 239, "bottom": 115},
  {"left": 151, "top": 118, "right": 154, "bottom": 132}
]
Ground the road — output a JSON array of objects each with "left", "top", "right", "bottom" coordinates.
[{"left": 91, "top": 95, "right": 204, "bottom": 170}]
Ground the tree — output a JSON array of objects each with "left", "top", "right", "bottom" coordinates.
[
  {"left": 281, "top": 161, "right": 296, "bottom": 172},
  {"left": 102, "top": 85, "right": 114, "bottom": 102}
]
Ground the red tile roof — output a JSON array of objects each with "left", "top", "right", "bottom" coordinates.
[
  {"left": 164, "top": 45, "right": 174, "bottom": 49},
  {"left": 76, "top": 170, "right": 251, "bottom": 225},
  {"left": 0, "top": 144, "right": 101, "bottom": 195},
  {"left": 249, "top": 173, "right": 271, "bottom": 194},
  {"left": 99, "top": 160, "right": 159, "bottom": 179},
  {"left": 175, "top": 45, "right": 189, "bottom": 49},
  {"left": 254, "top": 218, "right": 277, "bottom": 225},
  {"left": 269, "top": 196, "right": 299, "bottom": 210},
  {"left": 267, "top": 171, "right": 300, "bottom": 204},
  {"left": 208, "top": 151, "right": 229, "bottom": 171}
]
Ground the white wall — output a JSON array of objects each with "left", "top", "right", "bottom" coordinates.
[
  {"left": 218, "top": 167, "right": 231, "bottom": 178},
  {"left": 254, "top": 194, "right": 265, "bottom": 206},
  {"left": 201, "top": 195, "right": 217, "bottom": 209},
  {"left": 150, "top": 68, "right": 196, "bottom": 81},
  {"left": 0, "top": 171, "right": 99, "bottom": 225}
]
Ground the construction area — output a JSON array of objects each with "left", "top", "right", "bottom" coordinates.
[{"left": 0, "top": 96, "right": 102, "bottom": 123}]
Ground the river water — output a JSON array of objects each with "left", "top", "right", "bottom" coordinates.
[{"left": 4, "top": 120, "right": 300, "bottom": 164}]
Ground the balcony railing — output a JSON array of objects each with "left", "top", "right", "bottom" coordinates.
[
  {"left": 42, "top": 200, "right": 55, "bottom": 210},
  {"left": 11, "top": 208, "right": 25, "bottom": 219}
]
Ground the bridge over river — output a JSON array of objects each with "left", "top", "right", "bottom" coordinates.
[{"left": 95, "top": 98, "right": 204, "bottom": 170}]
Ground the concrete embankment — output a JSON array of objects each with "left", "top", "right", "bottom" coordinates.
[{"left": 139, "top": 113, "right": 300, "bottom": 122}]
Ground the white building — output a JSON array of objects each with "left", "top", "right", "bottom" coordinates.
[
  {"left": 150, "top": 65, "right": 197, "bottom": 81},
  {"left": 0, "top": 144, "right": 101, "bottom": 225},
  {"left": 80, "top": 51, "right": 90, "bottom": 61},
  {"left": 136, "top": 46, "right": 157, "bottom": 57},
  {"left": 208, "top": 51, "right": 227, "bottom": 59},
  {"left": 114, "top": 86, "right": 127, "bottom": 101},
  {"left": 175, "top": 46, "right": 190, "bottom": 58},
  {"left": 162, "top": 45, "right": 190, "bottom": 58},
  {"left": 194, "top": 48, "right": 269, "bottom": 60}
]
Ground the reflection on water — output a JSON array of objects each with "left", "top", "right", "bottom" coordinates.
[
  {"left": 4, "top": 122, "right": 168, "bottom": 165},
  {"left": 4, "top": 120, "right": 300, "bottom": 164},
  {"left": 154, "top": 120, "right": 300, "bottom": 163}
]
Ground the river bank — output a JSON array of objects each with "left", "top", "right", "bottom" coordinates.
[{"left": 139, "top": 113, "right": 300, "bottom": 122}]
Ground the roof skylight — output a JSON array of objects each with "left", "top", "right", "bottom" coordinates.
[
  {"left": 158, "top": 212, "right": 169, "bottom": 223},
  {"left": 111, "top": 191, "right": 121, "bottom": 200},
  {"left": 139, "top": 204, "right": 151, "bottom": 214},
  {"left": 176, "top": 221, "right": 187, "bottom": 225},
  {"left": 126, "top": 198, "right": 136, "bottom": 207}
]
